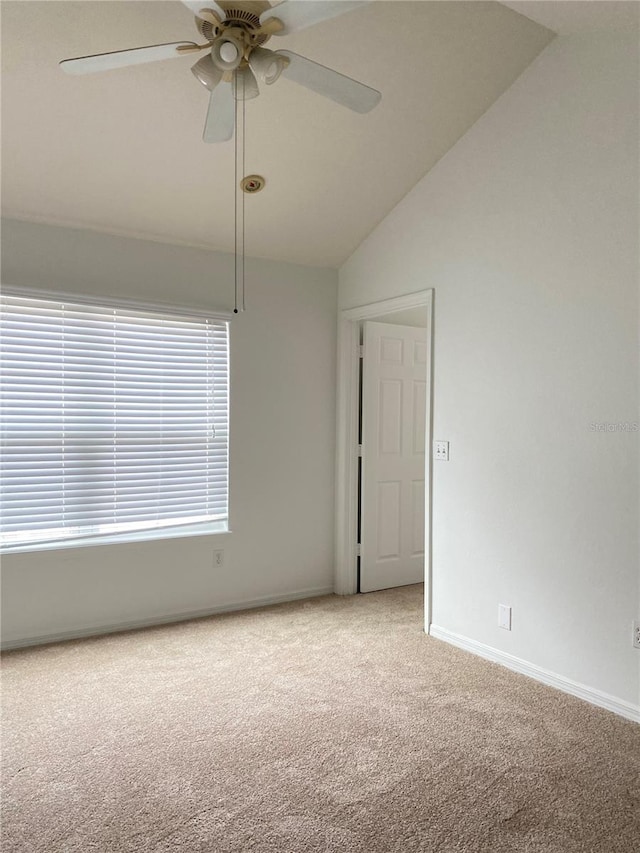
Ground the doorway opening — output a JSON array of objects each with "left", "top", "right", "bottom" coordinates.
[{"left": 335, "top": 290, "right": 433, "bottom": 631}]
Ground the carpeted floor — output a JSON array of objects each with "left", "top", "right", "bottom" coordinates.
[{"left": 2, "top": 584, "right": 639, "bottom": 852}]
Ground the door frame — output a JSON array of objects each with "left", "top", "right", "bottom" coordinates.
[{"left": 334, "top": 289, "right": 434, "bottom": 629}]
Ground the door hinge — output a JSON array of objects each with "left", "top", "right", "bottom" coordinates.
[
  {"left": 356, "top": 543, "right": 361, "bottom": 557},
  {"left": 359, "top": 344, "right": 364, "bottom": 358},
  {"left": 357, "top": 444, "right": 363, "bottom": 457}
]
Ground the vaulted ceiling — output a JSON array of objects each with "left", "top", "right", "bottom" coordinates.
[{"left": 1, "top": 1, "right": 556, "bottom": 267}]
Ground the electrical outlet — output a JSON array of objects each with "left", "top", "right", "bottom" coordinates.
[
  {"left": 634, "top": 621, "right": 640, "bottom": 649},
  {"left": 498, "top": 604, "right": 512, "bottom": 631},
  {"left": 434, "top": 440, "right": 449, "bottom": 461},
  {"left": 213, "top": 550, "right": 224, "bottom": 568}
]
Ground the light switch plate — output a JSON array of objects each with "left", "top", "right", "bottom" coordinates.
[{"left": 498, "top": 604, "right": 512, "bottom": 631}]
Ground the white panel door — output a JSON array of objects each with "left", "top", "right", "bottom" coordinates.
[{"left": 360, "top": 321, "right": 428, "bottom": 592}]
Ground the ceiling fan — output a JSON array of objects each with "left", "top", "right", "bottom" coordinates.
[{"left": 59, "top": 1, "right": 382, "bottom": 142}]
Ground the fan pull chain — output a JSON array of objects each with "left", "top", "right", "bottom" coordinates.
[
  {"left": 233, "top": 72, "right": 239, "bottom": 314},
  {"left": 241, "top": 82, "right": 246, "bottom": 312},
  {"left": 233, "top": 71, "right": 247, "bottom": 315}
]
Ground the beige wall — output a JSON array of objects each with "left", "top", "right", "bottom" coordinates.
[
  {"left": 340, "top": 34, "right": 640, "bottom": 709},
  {"left": 1, "top": 219, "right": 338, "bottom": 644}
]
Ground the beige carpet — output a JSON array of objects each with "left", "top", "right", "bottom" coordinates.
[{"left": 2, "top": 584, "right": 639, "bottom": 852}]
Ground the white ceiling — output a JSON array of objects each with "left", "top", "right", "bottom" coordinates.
[
  {"left": 1, "top": 1, "right": 557, "bottom": 268},
  {"left": 502, "top": 1, "right": 640, "bottom": 35}
]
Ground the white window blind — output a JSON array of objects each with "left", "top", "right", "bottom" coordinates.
[{"left": 0, "top": 292, "right": 229, "bottom": 549}]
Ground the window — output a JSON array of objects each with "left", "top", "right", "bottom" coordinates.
[{"left": 0, "top": 291, "right": 229, "bottom": 551}]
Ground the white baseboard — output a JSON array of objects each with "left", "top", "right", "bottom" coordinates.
[
  {"left": 1, "top": 586, "right": 335, "bottom": 651},
  {"left": 429, "top": 624, "right": 639, "bottom": 725}
]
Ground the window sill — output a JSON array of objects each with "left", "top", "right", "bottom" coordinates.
[{"left": 0, "top": 521, "right": 229, "bottom": 556}]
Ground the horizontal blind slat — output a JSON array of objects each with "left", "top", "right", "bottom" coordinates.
[{"left": 0, "top": 293, "right": 229, "bottom": 547}]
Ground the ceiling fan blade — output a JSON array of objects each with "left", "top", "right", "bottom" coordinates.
[
  {"left": 180, "top": 1, "right": 226, "bottom": 22},
  {"left": 203, "top": 83, "right": 235, "bottom": 143},
  {"left": 60, "top": 42, "right": 200, "bottom": 75},
  {"left": 260, "top": 1, "right": 370, "bottom": 35},
  {"left": 275, "top": 50, "right": 381, "bottom": 113}
]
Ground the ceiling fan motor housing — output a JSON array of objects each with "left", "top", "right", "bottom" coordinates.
[{"left": 197, "top": 2, "right": 272, "bottom": 48}]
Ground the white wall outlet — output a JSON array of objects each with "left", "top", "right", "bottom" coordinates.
[
  {"left": 213, "top": 550, "right": 224, "bottom": 568},
  {"left": 434, "top": 440, "right": 449, "bottom": 461},
  {"left": 498, "top": 604, "right": 512, "bottom": 631},
  {"left": 634, "top": 621, "right": 640, "bottom": 649}
]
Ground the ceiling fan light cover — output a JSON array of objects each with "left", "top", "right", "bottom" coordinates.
[
  {"left": 249, "top": 47, "right": 286, "bottom": 85},
  {"left": 232, "top": 66, "right": 259, "bottom": 101},
  {"left": 191, "top": 54, "right": 223, "bottom": 90},
  {"left": 211, "top": 34, "right": 244, "bottom": 71}
]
